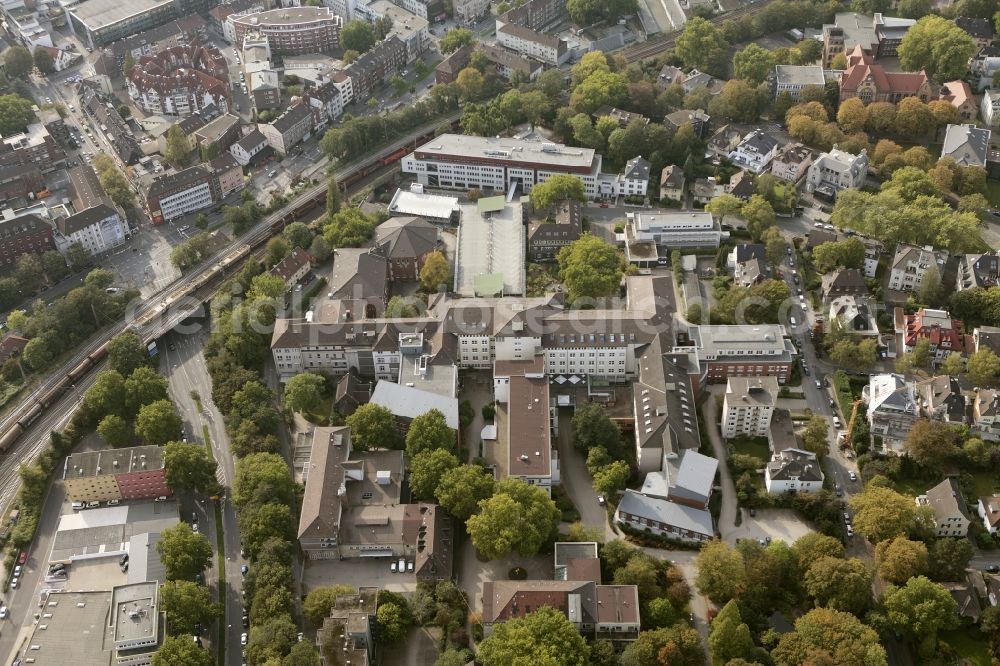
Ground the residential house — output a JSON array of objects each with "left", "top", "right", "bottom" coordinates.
[
  {"left": 259, "top": 102, "right": 314, "bottom": 155},
  {"left": 956, "top": 252, "right": 999, "bottom": 291},
  {"left": 944, "top": 582, "right": 983, "bottom": 621},
  {"left": 978, "top": 495, "right": 1000, "bottom": 535},
  {"left": 690, "top": 177, "right": 723, "bottom": 206},
  {"left": 917, "top": 375, "right": 970, "bottom": 425},
  {"left": 941, "top": 124, "right": 990, "bottom": 167},
  {"left": 270, "top": 247, "right": 312, "bottom": 291},
  {"left": 618, "top": 156, "right": 650, "bottom": 198},
  {"left": 707, "top": 125, "right": 743, "bottom": 158},
  {"left": 658, "top": 166, "right": 685, "bottom": 203},
  {"left": 728, "top": 130, "right": 779, "bottom": 174},
  {"left": 771, "top": 143, "right": 813, "bottom": 183},
  {"left": 828, "top": 295, "right": 879, "bottom": 337},
  {"left": 972, "top": 388, "right": 1000, "bottom": 442},
  {"left": 805, "top": 146, "right": 869, "bottom": 194},
  {"left": 209, "top": 153, "right": 244, "bottom": 198},
  {"left": 0, "top": 335, "right": 28, "bottom": 363},
  {"left": 495, "top": 22, "right": 568, "bottom": 65},
  {"left": 528, "top": 200, "right": 581, "bottom": 261},
  {"left": 656, "top": 64, "right": 685, "bottom": 90},
  {"left": 807, "top": 227, "right": 840, "bottom": 251},
  {"left": 765, "top": 448, "right": 824, "bottom": 493},
  {"left": 726, "top": 171, "right": 755, "bottom": 201},
  {"left": 371, "top": 216, "right": 440, "bottom": 281},
  {"left": 728, "top": 243, "right": 769, "bottom": 288},
  {"left": 971, "top": 44, "right": 1000, "bottom": 92},
  {"left": 345, "top": 37, "right": 407, "bottom": 99},
  {"left": 915, "top": 478, "right": 971, "bottom": 537},
  {"left": 772, "top": 64, "right": 826, "bottom": 101},
  {"left": 864, "top": 373, "right": 919, "bottom": 454},
  {"left": 664, "top": 109, "right": 710, "bottom": 138},
  {"left": 863, "top": 238, "right": 882, "bottom": 278},
  {"left": 938, "top": 81, "right": 978, "bottom": 122},
  {"left": 229, "top": 129, "right": 268, "bottom": 166},
  {"left": 955, "top": 16, "right": 994, "bottom": 50},
  {"left": 333, "top": 373, "right": 372, "bottom": 418},
  {"left": 887, "top": 243, "right": 949, "bottom": 293},
  {"left": 594, "top": 107, "right": 650, "bottom": 128},
  {"left": 838, "top": 45, "right": 933, "bottom": 104},
  {"left": 973, "top": 326, "right": 1000, "bottom": 355},
  {"left": 821, "top": 268, "right": 868, "bottom": 301},
  {"left": 722, "top": 376, "right": 778, "bottom": 438},
  {"left": 896, "top": 307, "right": 972, "bottom": 359},
  {"left": 984, "top": 91, "right": 1000, "bottom": 127},
  {"left": 0, "top": 206, "right": 56, "bottom": 267}
]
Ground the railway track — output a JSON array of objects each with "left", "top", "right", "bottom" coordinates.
[
  {"left": 0, "top": 112, "right": 460, "bottom": 495},
  {"left": 623, "top": 0, "right": 776, "bottom": 63}
]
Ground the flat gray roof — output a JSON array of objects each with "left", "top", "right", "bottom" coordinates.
[
  {"left": 617, "top": 489, "right": 714, "bottom": 537},
  {"left": 370, "top": 380, "right": 459, "bottom": 428},
  {"left": 414, "top": 134, "right": 597, "bottom": 170},
  {"left": 25, "top": 591, "right": 113, "bottom": 665},
  {"left": 111, "top": 582, "right": 159, "bottom": 646},
  {"left": 70, "top": 0, "right": 175, "bottom": 30},
  {"left": 387, "top": 188, "right": 458, "bottom": 220},
  {"left": 456, "top": 200, "right": 525, "bottom": 296},
  {"left": 775, "top": 64, "right": 825, "bottom": 86},
  {"left": 51, "top": 501, "right": 179, "bottom": 562}
]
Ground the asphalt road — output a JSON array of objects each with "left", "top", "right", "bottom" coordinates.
[{"left": 162, "top": 332, "right": 246, "bottom": 666}]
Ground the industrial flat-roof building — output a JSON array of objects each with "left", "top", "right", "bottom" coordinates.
[{"left": 68, "top": 0, "right": 179, "bottom": 49}]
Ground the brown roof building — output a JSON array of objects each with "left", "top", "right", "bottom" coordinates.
[
  {"left": 126, "top": 40, "right": 231, "bottom": 116},
  {"left": 270, "top": 247, "right": 312, "bottom": 290},
  {"left": 528, "top": 200, "right": 581, "bottom": 262},
  {"left": 839, "top": 44, "right": 934, "bottom": 104}
]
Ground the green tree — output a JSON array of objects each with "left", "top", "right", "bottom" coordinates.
[
  {"left": 124, "top": 366, "right": 169, "bottom": 415},
  {"left": 161, "top": 580, "right": 221, "bottom": 634},
  {"left": 557, "top": 234, "right": 622, "bottom": 303},
  {"left": 812, "top": 237, "right": 865, "bottom": 272},
  {"left": 310, "top": 234, "right": 332, "bottom": 263},
  {"left": 107, "top": 330, "right": 147, "bottom": 378},
  {"left": 434, "top": 463, "right": 495, "bottom": 519},
  {"left": 164, "top": 125, "right": 191, "bottom": 168},
  {"left": 884, "top": 576, "right": 958, "bottom": 655},
  {"left": 938, "top": 351, "right": 964, "bottom": 377},
  {"left": 284, "top": 641, "right": 321, "bottom": 666},
  {"left": 439, "top": 27, "right": 473, "bottom": 53},
  {"left": 592, "top": 460, "right": 630, "bottom": 496},
  {"left": 927, "top": 537, "right": 973, "bottom": 582},
  {"left": 283, "top": 222, "right": 311, "bottom": 250},
  {"left": 135, "top": 399, "right": 182, "bottom": 446},
  {"left": 3, "top": 47, "right": 32, "bottom": 79},
  {"left": 570, "top": 70, "right": 628, "bottom": 114},
  {"left": 97, "top": 414, "right": 131, "bottom": 447},
  {"left": 409, "top": 448, "right": 460, "bottom": 500},
  {"left": 477, "top": 606, "right": 589, "bottom": 666},
  {"left": 791, "top": 533, "right": 846, "bottom": 570},
  {"left": 762, "top": 226, "right": 786, "bottom": 267},
  {"left": 848, "top": 485, "right": 915, "bottom": 543},
  {"left": 801, "top": 415, "right": 830, "bottom": 457},
  {"left": 435, "top": 648, "right": 473, "bottom": 666},
  {"left": 303, "top": 584, "right": 355, "bottom": 625},
  {"left": 456, "top": 67, "right": 485, "bottom": 101},
  {"left": 705, "top": 193, "right": 744, "bottom": 227},
  {"left": 241, "top": 502, "right": 294, "bottom": 557},
  {"left": 875, "top": 536, "right": 928, "bottom": 584},
  {"left": 375, "top": 602, "right": 411, "bottom": 643},
  {"left": 467, "top": 479, "right": 560, "bottom": 560},
  {"left": 419, "top": 250, "right": 449, "bottom": 292},
  {"left": 15, "top": 254, "right": 44, "bottom": 293},
  {"left": 405, "top": 408, "right": 454, "bottom": 457},
  {"left": 346, "top": 403, "right": 401, "bottom": 451},
  {"left": 709, "top": 600, "right": 758, "bottom": 665},
  {"left": 164, "top": 442, "right": 217, "bottom": 494},
  {"left": 530, "top": 174, "right": 586, "bottom": 210},
  {"left": 621, "top": 625, "right": 703, "bottom": 666},
  {"left": 152, "top": 636, "right": 213, "bottom": 666},
  {"left": 234, "top": 452, "right": 294, "bottom": 509},
  {"left": 695, "top": 539, "right": 746, "bottom": 604},
  {"left": 22, "top": 334, "right": 55, "bottom": 371},
  {"left": 674, "top": 17, "right": 730, "bottom": 77},
  {"left": 643, "top": 597, "right": 677, "bottom": 629},
  {"left": 284, "top": 373, "right": 326, "bottom": 415},
  {"left": 733, "top": 43, "right": 776, "bottom": 86},
  {"left": 899, "top": 15, "right": 976, "bottom": 81},
  {"left": 33, "top": 47, "right": 54, "bottom": 75},
  {"left": 83, "top": 370, "right": 127, "bottom": 419},
  {"left": 0, "top": 93, "right": 36, "bottom": 136},
  {"left": 265, "top": 236, "right": 290, "bottom": 268},
  {"left": 967, "top": 348, "right": 1000, "bottom": 386},
  {"left": 741, "top": 194, "right": 776, "bottom": 240},
  {"left": 156, "top": 523, "right": 213, "bottom": 580},
  {"left": 341, "top": 20, "right": 376, "bottom": 52},
  {"left": 40, "top": 250, "right": 68, "bottom": 283},
  {"left": 772, "top": 608, "right": 886, "bottom": 666},
  {"left": 903, "top": 418, "right": 958, "bottom": 472},
  {"left": 803, "top": 556, "right": 872, "bottom": 615},
  {"left": 571, "top": 402, "right": 621, "bottom": 454},
  {"left": 898, "top": 0, "right": 932, "bottom": 17}
]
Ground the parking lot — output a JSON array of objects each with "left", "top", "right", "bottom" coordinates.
[
  {"left": 302, "top": 557, "right": 422, "bottom": 594},
  {"left": 731, "top": 507, "right": 815, "bottom": 545}
]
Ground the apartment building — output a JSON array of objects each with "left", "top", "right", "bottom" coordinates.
[
  {"left": 681, "top": 325, "right": 796, "bottom": 384},
  {"left": 127, "top": 42, "right": 231, "bottom": 116},
  {"left": 496, "top": 22, "right": 568, "bottom": 65},
  {"left": 888, "top": 243, "right": 949, "bottom": 293},
  {"left": 111, "top": 14, "right": 209, "bottom": 64},
  {"left": 772, "top": 65, "right": 825, "bottom": 101},
  {"left": 62, "top": 445, "right": 169, "bottom": 502},
  {"left": 303, "top": 80, "right": 346, "bottom": 127},
  {"left": 771, "top": 143, "right": 813, "bottom": 183},
  {"left": 971, "top": 44, "right": 1000, "bottom": 92},
  {"left": 0, "top": 206, "right": 56, "bottom": 267},
  {"left": 864, "top": 373, "right": 919, "bottom": 454},
  {"left": 978, "top": 495, "right": 1000, "bottom": 535},
  {"left": 231, "top": 6, "right": 342, "bottom": 53},
  {"left": 528, "top": 200, "right": 581, "bottom": 261},
  {"left": 0, "top": 123, "right": 66, "bottom": 174},
  {"left": 230, "top": 129, "right": 269, "bottom": 166},
  {"left": 722, "top": 377, "right": 778, "bottom": 438},
  {"left": 982, "top": 90, "right": 1000, "bottom": 127},
  {"left": 495, "top": 357, "right": 558, "bottom": 494},
  {"left": 972, "top": 388, "right": 1000, "bottom": 442},
  {"left": 896, "top": 307, "right": 972, "bottom": 359},
  {"left": 270, "top": 247, "right": 312, "bottom": 291},
  {"left": 210, "top": 153, "right": 245, "bottom": 199},
  {"left": 259, "top": 103, "right": 314, "bottom": 155},
  {"left": 454, "top": 0, "right": 490, "bottom": 24},
  {"left": 357, "top": 0, "right": 428, "bottom": 63},
  {"left": 805, "top": 147, "right": 869, "bottom": 193},
  {"left": 345, "top": 37, "right": 407, "bottom": 100},
  {"left": 618, "top": 156, "right": 650, "bottom": 198},
  {"left": 941, "top": 124, "right": 990, "bottom": 168},
  {"left": 145, "top": 165, "right": 215, "bottom": 224},
  {"left": 765, "top": 448, "right": 824, "bottom": 493},
  {"left": 728, "top": 130, "right": 779, "bottom": 174}
]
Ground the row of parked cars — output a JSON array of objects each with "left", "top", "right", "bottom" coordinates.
[{"left": 71, "top": 499, "right": 119, "bottom": 510}]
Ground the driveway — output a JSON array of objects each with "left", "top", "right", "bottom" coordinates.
[
  {"left": 727, "top": 508, "right": 814, "bottom": 545},
  {"left": 554, "top": 408, "right": 615, "bottom": 540},
  {"left": 303, "top": 558, "right": 420, "bottom": 594},
  {"left": 456, "top": 538, "right": 551, "bottom": 614},
  {"left": 701, "top": 391, "right": 738, "bottom": 541}
]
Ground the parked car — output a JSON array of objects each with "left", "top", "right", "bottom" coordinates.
[
  {"left": 0, "top": 606, "right": 8, "bottom": 619},
  {"left": 848, "top": 471, "right": 857, "bottom": 482},
  {"left": 107, "top": 499, "right": 120, "bottom": 506},
  {"left": 985, "top": 564, "right": 999, "bottom": 573},
  {"left": 390, "top": 560, "right": 397, "bottom": 573},
  {"left": 241, "top": 633, "right": 248, "bottom": 646},
  {"left": 71, "top": 501, "right": 86, "bottom": 509},
  {"left": 397, "top": 558, "right": 406, "bottom": 573},
  {"left": 18, "top": 551, "right": 27, "bottom": 565}
]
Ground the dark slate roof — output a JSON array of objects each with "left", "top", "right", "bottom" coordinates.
[
  {"left": 623, "top": 156, "right": 650, "bottom": 182},
  {"left": 57, "top": 203, "right": 118, "bottom": 236},
  {"left": 955, "top": 16, "right": 994, "bottom": 39},
  {"left": 733, "top": 243, "right": 765, "bottom": 264}
]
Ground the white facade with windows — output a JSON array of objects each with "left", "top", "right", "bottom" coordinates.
[
  {"left": 54, "top": 204, "right": 129, "bottom": 257},
  {"left": 158, "top": 182, "right": 213, "bottom": 221},
  {"left": 722, "top": 377, "right": 778, "bottom": 438}
]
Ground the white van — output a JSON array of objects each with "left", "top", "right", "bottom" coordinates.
[{"left": 790, "top": 316, "right": 797, "bottom": 326}]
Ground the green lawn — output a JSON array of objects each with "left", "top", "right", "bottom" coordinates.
[
  {"left": 729, "top": 436, "right": 771, "bottom": 461},
  {"left": 892, "top": 476, "right": 932, "bottom": 498},
  {"left": 940, "top": 628, "right": 991, "bottom": 666},
  {"left": 972, "top": 471, "right": 1000, "bottom": 498}
]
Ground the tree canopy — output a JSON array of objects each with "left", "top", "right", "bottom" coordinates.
[
  {"left": 557, "top": 234, "right": 623, "bottom": 303},
  {"left": 346, "top": 403, "right": 401, "bottom": 451},
  {"left": 530, "top": 174, "right": 586, "bottom": 210},
  {"left": 848, "top": 485, "right": 915, "bottom": 543},
  {"left": 898, "top": 16, "right": 976, "bottom": 81},
  {"left": 434, "top": 463, "right": 495, "bottom": 519},
  {"left": 135, "top": 399, "right": 182, "bottom": 446},
  {"left": 156, "top": 523, "right": 213, "bottom": 581},
  {"left": 409, "top": 448, "right": 460, "bottom": 500},
  {"left": 164, "top": 442, "right": 218, "bottom": 494},
  {"left": 477, "top": 607, "right": 590, "bottom": 666},
  {"left": 772, "top": 607, "right": 887, "bottom": 666},
  {"left": 340, "top": 20, "right": 376, "bottom": 52},
  {"left": 405, "top": 408, "right": 454, "bottom": 457},
  {"left": 466, "top": 479, "right": 559, "bottom": 560},
  {"left": 283, "top": 373, "right": 326, "bottom": 415}
]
